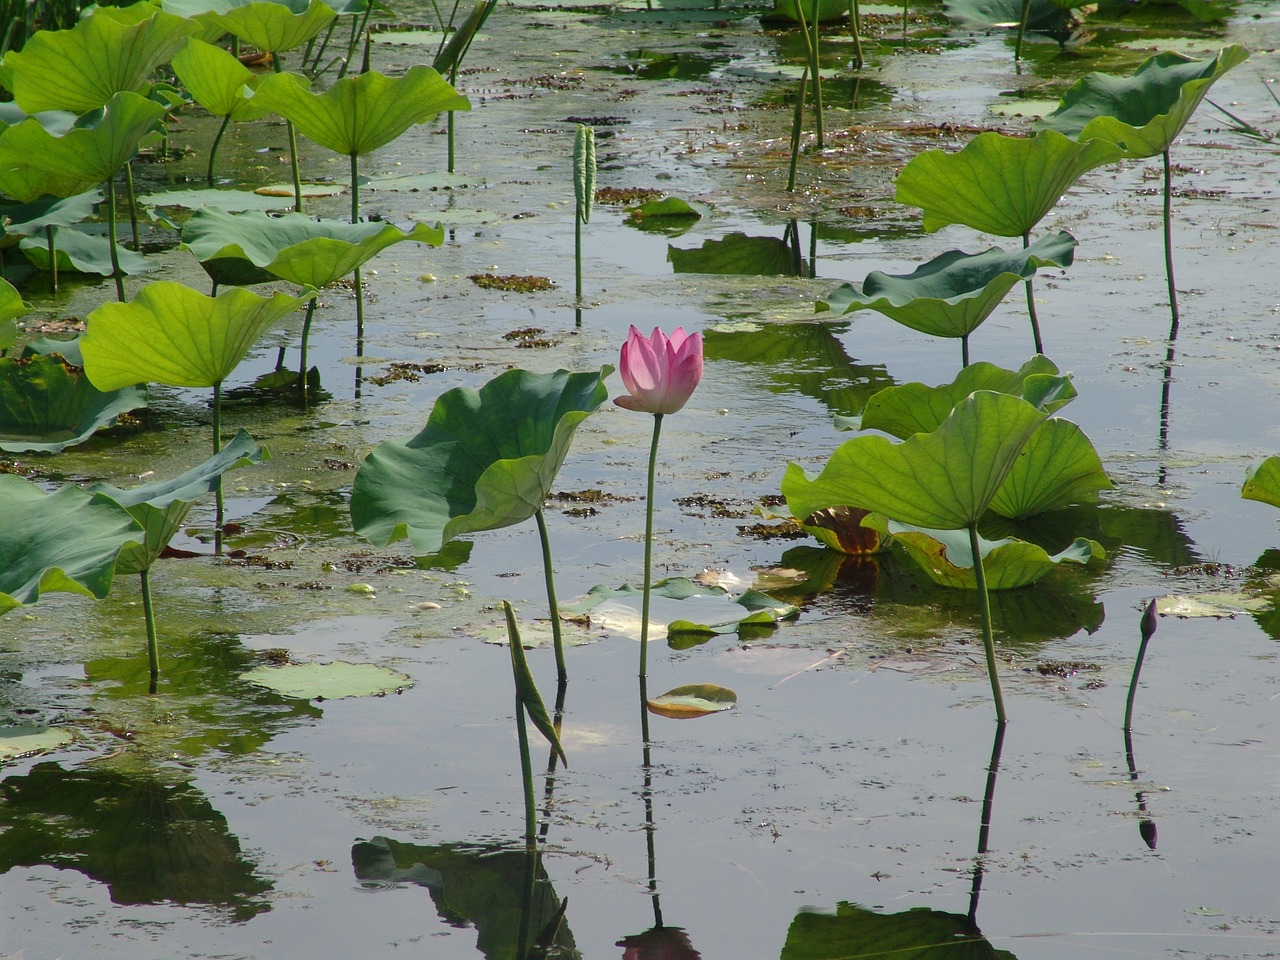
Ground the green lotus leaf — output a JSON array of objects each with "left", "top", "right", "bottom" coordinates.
[
  {"left": 171, "top": 38, "right": 273, "bottom": 121},
  {"left": 1156, "top": 591, "right": 1270, "bottom": 618},
  {"left": 817, "top": 231, "right": 1077, "bottom": 339},
  {"left": 781, "top": 901, "right": 1017, "bottom": 960},
  {"left": 0, "top": 353, "right": 148, "bottom": 453},
  {"left": 0, "top": 726, "right": 75, "bottom": 763},
  {"left": 350, "top": 367, "right": 611, "bottom": 556},
  {"left": 0, "top": 278, "right": 29, "bottom": 326},
  {"left": 0, "top": 92, "right": 169, "bottom": 198},
  {"left": 0, "top": 477, "right": 142, "bottom": 615},
  {"left": 92, "top": 429, "right": 269, "bottom": 573},
  {"left": 668, "top": 232, "right": 799, "bottom": 276},
  {"left": 0, "top": 104, "right": 79, "bottom": 135},
  {"left": 783, "top": 391, "right": 1049, "bottom": 530},
  {"left": 81, "top": 282, "right": 305, "bottom": 390},
  {"left": 0, "top": 191, "right": 102, "bottom": 239},
  {"left": 180, "top": 209, "right": 444, "bottom": 289},
  {"left": 2, "top": 6, "right": 201, "bottom": 114},
  {"left": 943, "top": 0, "right": 1083, "bottom": 31},
  {"left": 1242, "top": 456, "right": 1280, "bottom": 510},
  {"left": 19, "top": 227, "right": 153, "bottom": 277},
  {"left": 857, "top": 356, "right": 1074, "bottom": 439},
  {"left": 139, "top": 188, "right": 297, "bottom": 222},
  {"left": 0, "top": 322, "right": 14, "bottom": 354},
  {"left": 864, "top": 515, "right": 1103, "bottom": 590},
  {"left": 989, "top": 418, "right": 1112, "bottom": 519},
  {"left": 249, "top": 65, "right": 469, "bottom": 157},
  {"left": 560, "top": 577, "right": 798, "bottom": 643},
  {"left": 647, "top": 683, "right": 737, "bottom": 719},
  {"left": 206, "top": 0, "right": 339, "bottom": 54},
  {"left": 894, "top": 130, "right": 1124, "bottom": 237},
  {"left": 1037, "top": 45, "right": 1250, "bottom": 159},
  {"left": 770, "top": 0, "right": 850, "bottom": 22},
  {"left": 240, "top": 661, "right": 413, "bottom": 700}
]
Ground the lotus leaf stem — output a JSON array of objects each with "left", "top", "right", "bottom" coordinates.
[
  {"left": 534, "top": 507, "right": 567, "bottom": 682},
  {"left": 105, "top": 177, "right": 125, "bottom": 302},
  {"left": 516, "top": 680, "right": 537, "bottom": 851},
  {"left": 208, "top": 115, "right": 231, "bottom": 187},
  {"left": 639, "top": 412, "right": 663, "bottom": 679},
  {"left": 340, "top": 1, "right": 375, "bottom": 79},
  {"left": 125, "top": 162, "right": 140, "bottom": 251},
  {"left": 1162, "top": 149, "right": 1179, "bottom": 327},
  {"left": 272, "top": 55, "right": 305, "bottom": 212},
  {"left": 141, "top": 568, "right": 159, "bottom": 684},
  {"left": 45, "top": 225, "right": 57, "bottom": 294},
  {"left": 298, "top": 297, "right": 318, "bottom": 388},
  {"left": 849, "top": 0, "right": 863, "bottom": 70},
  {"left": 968, "top": 522, "right": 1006, "bottom": 724},
  {"left": 213, "top": 380, "right": 224, "bottom": 551},
  {"left": 787, "top": 68, "right": 809, "bottom": 193},
  {"left": 809, "top": 0, "right": 823, "bottom": 149},
  {"left": 1014, "top": 0, "right": 1031, "bottom": 61},
  {"left": 1021, "top": 231, "right": 1043, "bottom": 355}
]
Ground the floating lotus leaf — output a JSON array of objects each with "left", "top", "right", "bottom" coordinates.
[
  {"left": 783, "top": 391, "right": 1049, "bottom": 530},
  {"left": 781, "top": 901, "right": 1016, "bottom": 960},
  {"left": 140, "top": 188, "right": 296, "bottom": 222},
  {"left": 0, "top": 191, "right": 102, "bottom": 240},
  {"left": 351, "top": 367, "right": 611, "bottom": 556},
  {"left": 894, "top": 130, "right": 1123, "bottom": 237},
  {"left": 205, "top": 0, "right": 339, "bottom": 54},
  {"left": 92, "top": 430, "right": 269, "bottom": 573},
  {"left": 20, "top": 227, "right": 153, "bottom": 277},
  {"left": 1037, "top": 45, "right": 1250, "bottom": 159},
  {"left": 81, "top": 282, "right": 305, "bottom": 390},
  {"left": 818, "top": 232, "right": 1077, "bottom": 339},
  {"left": 0, "top": 92, "right": 169, "bottom": 198},
  {"left": 250, "top": 65, "right": 470, "bottom": 157},
  {"left": 989, "top": 418, "right": 1112, "bottom": 519},
  {"left": 943, "top": 0, "right": 1082, "bottom": 31},
  {"left": 240, "top": 661, "right": 413, "bottom": 699},
  {"left": 2, "top": 6, "right": 200, "bottom": 114},
  {"left": 0, "top": 353, "right": 147, "bottom": 453},
  {"left": 857, "top": 357, "right": 1075, "bottom": 439},
  {"left": 668, "top": 232, "right": 800, "bottom": 276},
  {"left": 180, "top": 208, "right": 444, "bottom": 289},
  {"left": 647, "top": 683, "right": 737, "bottom": 719},
  {"left": 0, "top": 725, "right": 75, "bottom": 763},
  {"left": 560, "top": 577, "right": 798, "bottom": 644},
  {"left": 0, "top": 477, "right": 142, "bottom": 615},
  {"left": 1156, "top": 591, "right": 1270, "bottom": 618},
  {"left": 171, "top": 38, "right": 273, "bottom": 121},
  {"left": 864, "top": 516, "right": 1103, "bottom": 590},
  {"left": 1241, "top": 456, "right": 1280, "bottom": 510}
]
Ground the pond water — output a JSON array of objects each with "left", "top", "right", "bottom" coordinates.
[{"left": 2, "top": 1, "right": 1279, "bottom": 958}]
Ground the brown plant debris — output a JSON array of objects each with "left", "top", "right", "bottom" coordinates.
[
  {"left": 365, "top": 361, "right": 448, "bottom": 385},
  {"left": 469, "top": 273, "right": 557, "bottom": 292},
  {"left": 1033, "top": 660, "right": 1101, "bottom": 678},
  {"left": 737, "top": 519, "right": 808, "bottom": 540},
  {"left": 596, "top": 186, "right": 664, "bottom": 205}
]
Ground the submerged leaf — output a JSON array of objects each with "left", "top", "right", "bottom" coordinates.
[
  {"left": 240, "top": 661, "right": 413, "bottom": 700},
  {"left": 350, "top": 367, "right": 611, "bottom": 556},
  {"left": 0, "top": 353, "right": 147, "bottom": 453},
  {"left": 647, "top": 683, "right": 737, "bottom": 719}
]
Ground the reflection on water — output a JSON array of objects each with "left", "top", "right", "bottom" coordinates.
[{"left": 0, "top": 761, "right": 270, "bottom": 919}]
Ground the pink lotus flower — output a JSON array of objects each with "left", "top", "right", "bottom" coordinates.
[{"left": 614, "top": 325, "right": 703, "bottom": 415}]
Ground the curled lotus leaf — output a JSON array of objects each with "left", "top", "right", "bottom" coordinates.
[
  {"left": 0, "top": 477, "right": 142, "bottom": 615},
  {"left": 81, "top": 282, "right": 305, "bottom": 390},
  {"left": 0, "top": 353, "right": 148, "bottom": 453},
  {"left": 1242, "top": 457, "right": 1280, "bottom": 510},
  {"left": 351, "top": 367, "right": 612, "bottom": 556},
  {"left": 894, "top": 130, "right": 1123, "bottom": 237},
  {"left": 647, "top": 683, "right": 737, "bottom": 720},
  {"left": 818, "top": 232, "right": 1077, "bottom": 339},
  {"left": 249, "top": 65, "right": 470, "bottom": 157},
  {"left": 0, "top": 191, "right": 102, "bottom": 240},
  {"left": 171, "top": 38, "right": 273, "bottom": 121},
  {"left": 2, "top": 6, "right": 200, "bottom": 114},
  {"left": 783, "top": 391, "right": 1049, "bottom": 530},
  {"left": 503, "top": 602, "right": 567, "bottom": 765},
  {"left": 1037, "top": 45, "right": 1250, "bottom": 159},
  {"left": 20, "top": 227, "right": 154, "bottom": 278},
  {"left": 864, "top": 515, "right": 1104, "bottom": 590},
  {"left": 989, "top": 418, "right": 1112, "bottom": 520},
  {"left": 205, "top": 0, "right": 339, "bottom": 54}
]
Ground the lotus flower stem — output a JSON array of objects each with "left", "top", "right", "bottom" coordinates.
[
  {"left": 639, "top": 413, "right": 663, "bottom": 679},
  {"left": 140, "top": 568, "right": 160, "bottom": 685},
  {"left": 1021, "top": 231, "right": 1043, "bottom": 355},
  {"left": 105, "top": 177, "right": 125, "bottom": 302},
  {"left": 534, "top": 508, "right": 568, "bottom": 683},
  {"left": 1162, "top": 149, "right": 1180, "bottom": 327},
  {"left": 968, "top": 522, "right": 1006, "bottom": 724},
  {"left": 208, "top": 115, "right": 231, "bottom": 187},
  {"left": 1124, "top": 599, "right": 1159, "bottom": 732},
  {"left": 1014, "top": 0, "right": 1031, "bottom": 60}
]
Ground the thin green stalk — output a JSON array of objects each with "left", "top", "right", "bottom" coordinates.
[
  {"left": 1022, "top": 231, "right": 1043, "bottom": 355},
  {"left": 213, "top": 380, "right": 224, "bottom": 551},
  {"left": 534, "top": 508, "right": 567, "bottom": 683},
  {"left": 574, "top": 212, "right": 582, "bottom": 301},
  {"left": 350, "top": 152, "right": 361, "bottom": 223},
  {"left": 1124, "top": 599, "right": 1158, "bottom": 733},
  {"left": 639, "top": 676, "right": 660, "bottom": 923},
  {"left": 538, "top": 677, "right": 568, "bottom": 842},
  {"left": 849, "top": 0, "right": 863, "bottom": 70},
  {"left": 809, "top": 0, "right": 824, "bottom": 149},
  {"left": 1162, "top": 149, "right": 1180, "bottom": 326},
  {"left": 901, "top": 0, "right": 907, "bottom": 42},
  {"left": 639, "top": 413, "right": 663, "bottom": 679},
  {"left": 968, "top": 522, "right": 1006, "bottom": 724},
  {"left": 339, "top": 0, "right": 375, "bottom": 79},
  {"left": 208, "top": 114, "right": 231, "bottom": 186},
  {"left": 45, "top": 225, "right": 58, "bottom": 294},
  {"left": 1014, "top": 0, "right": 1031, "bottom": 60},
  {"left": 105, "top": 177, "right": 125, "bottom": 302},
  {"left": 516, "top": 686, "right": 537, "bottom": 851},
  {"left": 354, "top": 266, "right": 366, "bottom": 347},
  {"left": 272, "top": 54, "right": 304, "bottom": 212},
  {"left": 786, "top": 67, "right": 809, "bottom": 193},
  {"left": 125, "top": 161, "right": 140, "bottom": 250},
  {"left": 961, "top": 333, "right": 970, "bottom": 369},
  {"left": 141, "top": 568, "right": 159, "bottom": 684},
  {"left": 297, "top": 297, "right": 317, "bottom": 387}
]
